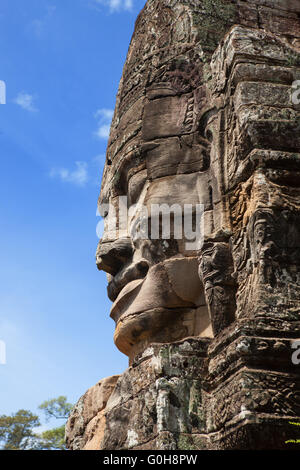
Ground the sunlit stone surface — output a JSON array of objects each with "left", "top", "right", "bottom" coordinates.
[{"left": 66, "top": 0, "right": 300, "bottom": 450}]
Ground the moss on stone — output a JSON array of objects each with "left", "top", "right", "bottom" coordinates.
[
  {"left": 177, "top": 433, "right": 198, "bottom": 450},
  {"left": 193, "top": 0, "right": 237, "bottom": 56},
  {"left": 286, "top": 53, "right": 300, "bottom": 67}
]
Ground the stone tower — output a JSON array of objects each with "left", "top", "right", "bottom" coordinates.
[{"left": 66, "top": 0, "right": 300, "bottom": 450}]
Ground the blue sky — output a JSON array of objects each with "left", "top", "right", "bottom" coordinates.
[{"left": 0, "top": 0, "right": 146, "bottom": 423}]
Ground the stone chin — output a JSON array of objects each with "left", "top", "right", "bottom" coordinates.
[{"left": 110, "top": 257, "right": 213, "bottom": 363}]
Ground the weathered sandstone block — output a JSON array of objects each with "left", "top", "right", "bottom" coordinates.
[{"left": 67, "top": 0, "right": 300, "bottom": 450}]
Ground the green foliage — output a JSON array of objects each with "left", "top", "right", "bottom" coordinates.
[
  {"left": 0, "top": 410, "right": 40, "bottom": 450},
  {"left": 0, "top": 396, "right": 73, "bottom": 450},
  {"left": 39, "top": 396, "right": 73, "bottom": 421},
  {"left": 37, "top": 425, "right": 66, "bottom": 450}
]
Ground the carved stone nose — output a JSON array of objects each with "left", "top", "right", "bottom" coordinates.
[{"left": 96, "top": 237, "right": 133, "bottom": 276}]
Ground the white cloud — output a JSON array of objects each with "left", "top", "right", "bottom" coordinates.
[
  {"left": 14, "top": 92, "right": 38, "bottom": 112},
  {"left": 95, "top": 108, "right": 114, "bottom": 121},
  {"left": 50, "top": 161, "right": 88, "bottom": 186},
  {"left": 28, "top": 5, "right": 56, "bottom": 38},
  {"left": 94, "top": 0, "right": 133, "bottom": 12},
  {"left": 95, "top": 124, "right": 111, "bottom": 139},
  {"left": 124, "top": 0, "right": 133, "bottom": 10},
  {"left": 94, "top": 108, "right": 113, "bottom": 140}
]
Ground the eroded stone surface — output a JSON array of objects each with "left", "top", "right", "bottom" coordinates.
[
  {"left": 67, "top": 0, "right": 300, "bottom": 450},
  {"left": 65, "top": 375, "right": 120, "bottom": 450},
  {"left": 67, "top": 333, "right": 300, "bottom": 450}
]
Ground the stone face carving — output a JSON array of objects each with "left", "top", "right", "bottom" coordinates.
[
  {"left": 95, "top": 0, "right": 226, "bottom": 363},
  {"left": 198, "top": 235, "right": 236, "bottom": 336},
  {"left": 67, "top": 0, "right": 300, "bottom": 450}
]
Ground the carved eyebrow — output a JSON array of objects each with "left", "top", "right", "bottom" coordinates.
[{"left": 109, "top": 148, "right": 146, "bottom": 195}]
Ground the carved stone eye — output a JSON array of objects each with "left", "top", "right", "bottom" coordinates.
[{"left": 127, "top": 170, "right": 147, "bottom": 205}]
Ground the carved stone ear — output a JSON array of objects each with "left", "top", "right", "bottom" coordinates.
[{"left": 197, "top": 108, "right": 218, "bottom": 138}]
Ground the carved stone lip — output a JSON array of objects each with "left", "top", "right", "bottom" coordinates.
[
  {"left": 107, "top": 259, "right": 149, "bottom": 302},
  {"left": 110, "top": 278, "right": 145, "bottom": 323}
]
